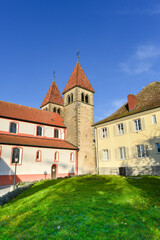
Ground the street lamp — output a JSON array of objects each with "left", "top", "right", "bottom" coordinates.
[{"left": 13, "top": 153, "right": 19, "bottom": 190}]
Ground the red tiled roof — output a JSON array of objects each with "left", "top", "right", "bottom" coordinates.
[
  {"left": 94, "top": 81, "right": 160, "bottom": 125},
  {"left": 0, "top": 101, "right": 65, "bottom": 128},
  {"left": 40, "top": 80, "right": 64, "bottom": 108},
  {"left": 0, "top": 133, "right": 77, "bottom": 150},
  {"left": 62, "top": 62, "right": 95, "bottom": 94}
]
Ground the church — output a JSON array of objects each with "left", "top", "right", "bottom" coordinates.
[{"left": 0, "top": 58, "right": 96, "bottom": 186}]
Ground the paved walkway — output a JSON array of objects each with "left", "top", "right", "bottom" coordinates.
[{"left": 0, "top": 185, "right": 13, "bottom": 197}]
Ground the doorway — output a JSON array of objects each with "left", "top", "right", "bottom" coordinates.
[{"left": 51, "top": 164, "right": 57, "bottom": 179}]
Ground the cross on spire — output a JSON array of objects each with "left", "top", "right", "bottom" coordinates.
[
  {"left": 53, "top": 70, "right": 56, "bottom": 82},
  {"left": 76, "top": 49, "right": 80, "bottom": 63}
]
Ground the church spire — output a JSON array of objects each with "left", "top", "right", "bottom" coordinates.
[
  {"left": 53, "top": 70, "right": 56, "bottom": 82},
  {"left": 76, "top": 49, "right": 80, "bottom": 63}
]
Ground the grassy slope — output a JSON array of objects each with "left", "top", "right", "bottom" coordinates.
[{"left": 0, "top": 175, "right": 160, "bottom": 240}]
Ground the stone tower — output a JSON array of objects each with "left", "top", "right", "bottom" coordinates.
[
  {"left": 40, "top": 77, "right": 64, "bottom": 118},
  {"left": 63, "top": 60, "right": 96, "bottom": 174}
]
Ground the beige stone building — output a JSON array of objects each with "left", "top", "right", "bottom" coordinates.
[
  {"left": 94, "top": 81, "right": 160, "bottom": 176},
  {"left": 41, "top": 59, "right": 96, "bottom": 174}
]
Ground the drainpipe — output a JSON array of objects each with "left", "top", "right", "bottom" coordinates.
[{"left": 94, "top": 127, "right": 99, "bottom": 175}]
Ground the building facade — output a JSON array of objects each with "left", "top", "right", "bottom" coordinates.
[
  {"left": 94, "top": 81, "right": 160, "bottom": 176},
  {"left": 0, "top": 101, "right": 77, "bottom": 185},
  {"left": 41, "top": 60, "right": 96, "bottom": 174}
]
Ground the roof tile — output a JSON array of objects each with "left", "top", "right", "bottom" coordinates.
[
  {"left": 0, "top": 101, "right": 65, "bottom": 127},
  {"left": 63, "top": 62, "right": 95, "bottom": 94}
]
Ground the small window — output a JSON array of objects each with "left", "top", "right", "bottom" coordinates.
[
  {"left": 156, "top": 143, "right": 160, "bottom": 153},
  {"left": 70, "top": 152, "right": 74, "bottom": 162},
  {"left": 85, "top": 95, "right": 89, "bottom": 104},
  {"left": 37, "top": 126, "right": 43, "bottom": 136},
  {"left": 54, "top": 152, "right": 59, "bottom": 162},
  {"left": 102, "top": 128, "right": 107, "bottom": 138},
  {"left": 137, "top": 145, "right": 145, "bottom": 158},
  {"left": 36, "top": 151, "right": 41, "bottom": 162},
  {"left": 57, "top": 108, "right": 60, "bottom": 115},
  {"left": 152, "top": 115, "right": 157, "bottom": 125},
  {"left": 134, "top": 119, "right": 142, "bottom": 131},
  {"left": 119, "top": 147, "right": 126, "bottom": 160},
  {"left": 46, "top": 108, "right": 48, "bottom": 111},
  {"left": 12, "top": 147, "right": 20, "bottom": 164},
  {"left": 10, "top": 122, "right": 18, "bottom": 134},
  {"left": 53, "top": 107, "right": 56, "bottom": 113},
  {"left": 117, "top": 124, "right": 124, "bottom": 135},
  {"left": 54, "top": 129, "right": 59, "bottom": 138},
  {"left": 81, "top": 93, "right": 84, "bottom": 102},
  {"left": 103, "top": 149, "right": 109, "bottom": 161},
  {"left": 68, "top": 95, "right": 70, "bottom": 104},
  {"left": 71, "top": 93, "right": 73, "bottom": 102}
]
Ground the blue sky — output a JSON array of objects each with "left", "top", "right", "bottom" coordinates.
[{"left": 0, "top": 0, "right": 160, "bottom": 122}]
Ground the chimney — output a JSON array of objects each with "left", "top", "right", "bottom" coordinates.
[{"left": 127, "top": 94, "right": 137, "bottom": 111}]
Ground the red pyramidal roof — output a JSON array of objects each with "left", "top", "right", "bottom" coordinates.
[
  {"left": 62, "top": 62, "right": 95, "bottom": 94},
  {"left": 40, "top": 80, "right": 64, "bottom": 108}
]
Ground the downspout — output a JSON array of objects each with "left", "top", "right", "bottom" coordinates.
[{"left": 95, "top": 127, "right": 99, "bottom": 175}]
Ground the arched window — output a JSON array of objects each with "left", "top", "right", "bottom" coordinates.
[
  {"left": 53, "top": 107, "right": 56, "bottom": 113},
  {"left": 70, "top": 152, "right": 74, "bottom": 162},
  {"left": 12, "top": 147, "right": 21, "bottom": 164},
  {"left": 81, "top": 93, "right": 84, "bottom": 102},
  {"left": 36, "top": 150, "right": 41, "bottom": 162},
  {"left": 68, "top": 95, "right": 70, "bottom": 104},
  {"left": 54, "top": 152, "right": 59, "bottom": 162},
  {"left": 54, "top": 129, "right": 59, "bottom": 138},
  {"left": 10, "top": 122, "right": 18, "bottom": 134},
  {"left": 37, "top": 126, "right": 43, "bottom": 136},
  {"left": 57, "top": 108, "right": 60, "bottom": 115},
  {"left": 85, "top": 94, "right": 89, "bottom": 104},
  {"left": 71, "top": 93, "right": 73, "bottom": 102}
]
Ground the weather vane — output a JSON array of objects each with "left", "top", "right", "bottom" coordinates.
[
  {"left": 76, "top": 49, "right": 80, "bottom": 63},
  {"left": 53, "top": 70, "right": 56, "bottom": 81}
]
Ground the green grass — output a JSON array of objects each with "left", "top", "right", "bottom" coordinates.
[{"left": 0, "top": 175, "right": 160, "bottom": 240}]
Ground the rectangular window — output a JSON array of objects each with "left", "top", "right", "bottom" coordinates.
[
  {"left": 103, "top": 149, "right": 109, "bottom": 161},
  {"left": 36, "top": 151, "right": 41, "bottom": 162},
  {"left": 102, "top": 128, "right": 107, "bottom": 138},
  {"left": 117, "top": 123, "right": 124, "bottom": 135},
  {"left": 119, "top": 147, "right": 126, "bottom": 160},
  {"left": 37, "top": 126, "right": 42, "bottom": 136},
  {"left": 10, "top": 122, "right": 17, "bottom": 134},
  {"left": 134, "top": 119, "right": 142, "bottom": 131},
  {"left": 152, "top": 115, "right": 157, "bottom": 125},
  {"left": 156, "top": 143, "right": 160, "bottom": 153},
  {"left": 137, "top": 145, "right": 145, "bottom": 158},
  {"left": 12, "top": 148, "right": 20, "bottom": 163}
]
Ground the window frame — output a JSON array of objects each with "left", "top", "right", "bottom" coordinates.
[
  {"left": 134, "top": 119, "right": 142, "bottom": 131},
  {"left": 70, "top": 152, "right": 74, "bottom": 162},
  {"left": 152, "top": 115, "right": 157, "bottom": 125},
  {"left": 36, "top": 150, "right": 42, "bottom": 162},
  {"left": 54, "top": 151, "right": 59, "bottom": 162},
  {"left": 156, "top": 143, "right": 160, "bottom": 153},
  {"left": 10, "top": 147, "right": 23, "bottom": 166},
  {"left": 117, "top": 123, "right": 124, "bottom": 135},
  {"left": 102, "top": 128, "right": 107, "bottom": 138},
  {"left": 36, "top": 125, "right": 43, "bottom": 136},
  {"left": 137, "top": 144, "right": 145, "bottom": 158},
  {"left": 103, "top": 149, "right": 109, "bottom": 161},
  {"left": 119, "top": 147, "right": 126, "bottom": 160},
  {"left": 54, "top": 128, "right": 60, "bottom": 138},
  {"left": 9, "top": 121, "right": 18, "bottom": 134}
]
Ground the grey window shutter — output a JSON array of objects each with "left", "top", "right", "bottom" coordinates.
[
  {"left": 114, "top": 149, "right": 118, "bottom": 160},
  {"left": 126, "top": 147, "right": 129, "bottom": 159},
  {"left": 107, "top": 127, "right": 110, "bottom": 137},
  {"left": 123, "top": 122, "right": 127, "bottom": 134},
  {"left": 141, "top": 118, "right": 146, "bottom": 131},
  {"left": 113, "top": 125, "right": 116, "bottom": 136},
  {"left": 145, "top": 145, "right": 149, "bottom": 157},
  {"left": 109, "top": 150, "right": 111, "bottom": 160},
  {"left": 128, "top": 121, "right": 133, "bottom": 133}
]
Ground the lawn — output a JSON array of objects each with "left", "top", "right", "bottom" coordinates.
[{"left": 0, "top": 175, "right": 160, "bottom": 240}]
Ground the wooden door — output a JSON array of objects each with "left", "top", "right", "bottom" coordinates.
[{"left": 51, "top": 165, "right": 57, "bottom": 179}]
